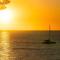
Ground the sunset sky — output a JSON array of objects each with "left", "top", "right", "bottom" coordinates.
[{"left": 0, "top": 0, "right": 60, "bottom": 30}]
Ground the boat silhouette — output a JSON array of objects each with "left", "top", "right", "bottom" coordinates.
[{"left": 42, "top": 25, "right": 56, "bottom": 44}]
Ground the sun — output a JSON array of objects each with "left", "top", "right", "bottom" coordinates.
[{"left": 0, "top": 8, "right": 12, "bottom": 25}]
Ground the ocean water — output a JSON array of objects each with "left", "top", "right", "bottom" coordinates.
[{"left": 0, "top": 31, "right": 60, "bottom": 60}]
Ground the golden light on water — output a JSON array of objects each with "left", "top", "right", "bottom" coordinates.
[{"left": 0, "top": 32, "right": 10, "bottom": 60}]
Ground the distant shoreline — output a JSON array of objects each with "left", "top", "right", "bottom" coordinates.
[{"left": 0, "top": 30, "right": 60, "bottom": 32}]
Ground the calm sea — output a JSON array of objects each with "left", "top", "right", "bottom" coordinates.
[{"left": 0, "top": 31, "right": 60, "bottom": 60}]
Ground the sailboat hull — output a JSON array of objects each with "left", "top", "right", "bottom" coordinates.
[{"left": 42, "top": 40, "right": 56, "bottom": 44}]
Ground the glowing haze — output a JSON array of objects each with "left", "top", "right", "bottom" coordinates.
[{"left": 0, "top": 0, "right": 60, "bottom": 30}]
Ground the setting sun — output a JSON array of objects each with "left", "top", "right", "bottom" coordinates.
[
  {"left": 0, "top": 7, "right": 15, "bottom": 30},
  {"left": 0, "top": 8, "right": 12, "bottom": 25}
]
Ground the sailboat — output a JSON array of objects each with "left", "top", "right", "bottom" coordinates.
[{"left": 42, "top": 25, "right": 56, "bottom": 44}]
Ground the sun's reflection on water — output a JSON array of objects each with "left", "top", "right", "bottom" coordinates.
[{"left": 0, "top": 31, "right": 11, "bottom": 60}]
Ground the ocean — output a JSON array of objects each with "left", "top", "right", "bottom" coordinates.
[{"left": 0, "top": 31, "right": 60, "bottom": 60}]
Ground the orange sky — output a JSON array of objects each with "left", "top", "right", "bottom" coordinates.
[{"left": 0, "top": 0, "right": 60, "bottom": 30}]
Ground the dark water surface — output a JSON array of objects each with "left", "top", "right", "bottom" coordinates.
[{"left": 0, "top": 31, "right": 60, "bottom": 60}]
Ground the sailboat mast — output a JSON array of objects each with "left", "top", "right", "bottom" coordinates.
[{"left": 49, "top": 24, "right": 51, "bottom": 40}]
